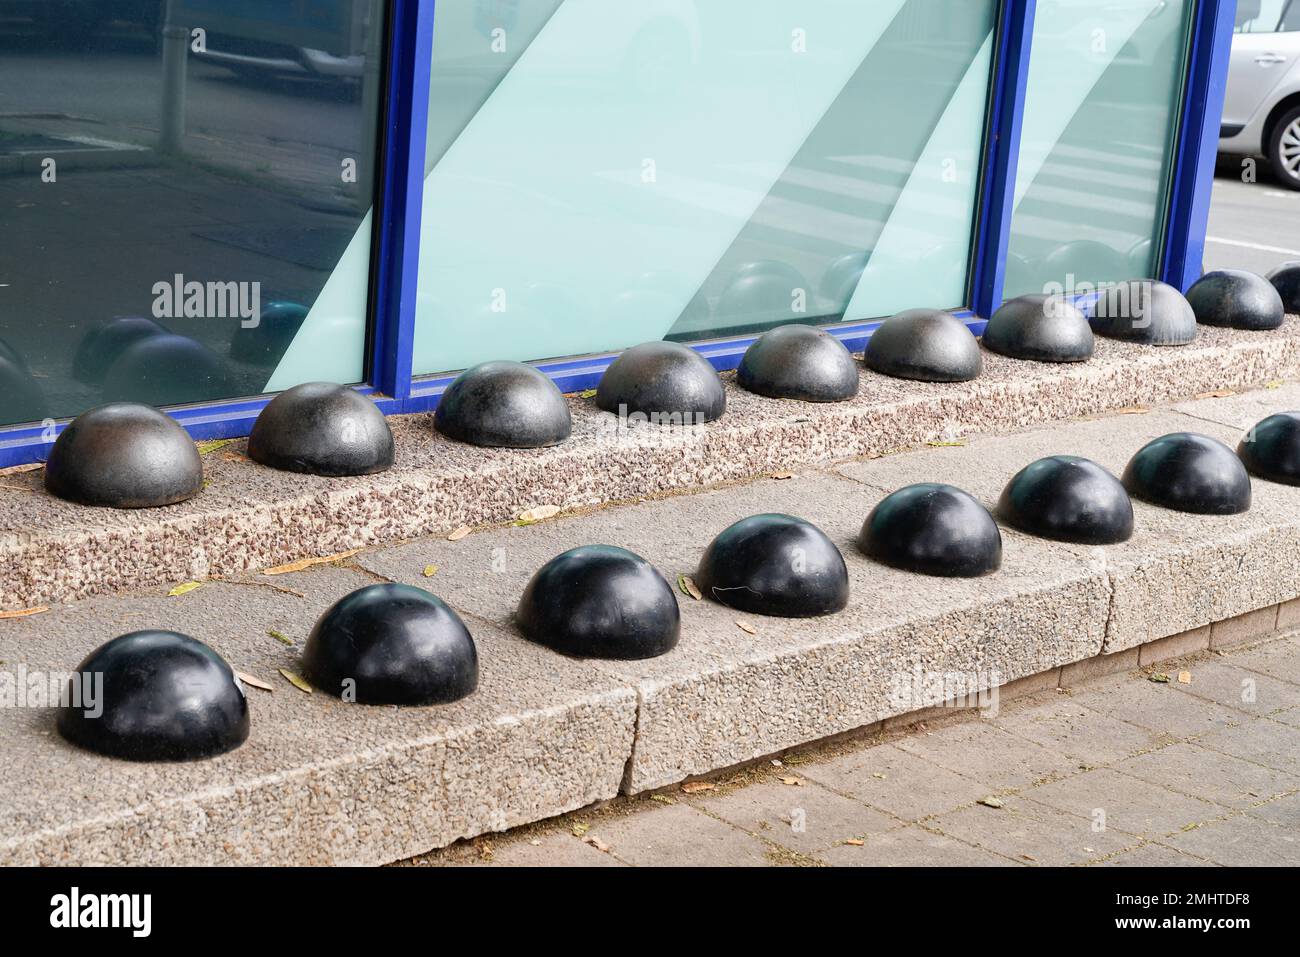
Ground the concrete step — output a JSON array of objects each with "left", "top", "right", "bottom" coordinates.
[
  {"left": 4, "top": 382, "right": 1300, "bottom": 864},
  {"left": 4, "top": 319, "right": 1300, "bottom": 611}
]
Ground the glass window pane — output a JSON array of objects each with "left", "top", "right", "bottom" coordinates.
[
  {"left": 0, "top": 1, "right": 385, "bottom": 428},
  {"left": 413, "top": 0, "right": 998, "bottom": 376},
  {"left": 1004, "top": 0, "right": 1194, "bottom": 300}
]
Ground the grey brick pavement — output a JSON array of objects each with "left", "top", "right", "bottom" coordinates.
[{"left": 409, "top": 632, "right": 1300, "bottom": 867}]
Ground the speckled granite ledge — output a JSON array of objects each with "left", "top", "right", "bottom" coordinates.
[
  {"left": 3, "top": 320, "right": 1300, "bottom": 610},
  {"left": 5, "top": 384, "right": 1300, "bottom": 863}
]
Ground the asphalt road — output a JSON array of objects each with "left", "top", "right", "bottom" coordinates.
[{"left": 1206, "top": 164, "right": 1300, "bottom": 275}]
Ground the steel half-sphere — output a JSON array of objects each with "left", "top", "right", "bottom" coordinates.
[
  {"left": 982, "top": 295, "right": 1094, "bottom": 363},
  {"left": 71, "top": 316, "right": 168, "bottom": 384},
  {"left": 596, "top": 341, "right": 725, "bottom": 424},
  {"left": 863, "top": 309, "right": 982, "bottom": 383},
  {"left": 434, "top": 360, "right": 572, "bottom": 449},
  {"left": 0, "top": 355, "right": 46, "bottom": 424},
  {"left": 229, "top": 301, "right": 310, "bottom": 365},
  {"left": 695, "top": 513, "right": 849, "bottom": 618},
  {"left": 302, "top": 583, "right": 478, "bottom": 705},
  {"left": 516, "top": 545, "right": 681, "bottom": 659},
  {"left": 248, "top": 382, "right": 394, "bottom": 477},
  {"left": 56, "top": 630, "right": 250, "bottom": 761},
  {"left": 858, "top": 483, "right": 1002, "bottom": 577},
  {"left": 1186, "top": 270, "right": 1284, "bottom": 330},
  {"left": 1089, "top": 280, "right": 1197, "bottom": 345},
  {"left": 1238, "top": 412, "right": 1300, "bottom": 485},
  {"left": 44, "top": 403, "right": 204, "bottom": 508},
  {"left": 996, "top": 455, "right": 1133, "bottom": 545},
  {"left": 102, "top": 333, "right": 232, "bottom": 405},
  {"left": 1267, "top": 261, "right": 1300, "bottom": 314},
  {"left": 737, "top": 325, "right": 858, "bottom": 402},
  {"left": 1122, "top": 432, "right": 1252, "bottom": 514}
]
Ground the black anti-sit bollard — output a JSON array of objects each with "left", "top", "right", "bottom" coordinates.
[
  {"left": 982, "top": 295, "right": 1094, "bottom": 363},
  {"left": 302, "top": 583, "right": 478, "bottom": 705},
  {"left": 997, "top": 455, "right": 1133, "bottom": 544},
  {"left": 1089, "top": 280, "right": 1197, "bottom": 345},
  {"left": 1186, "top": 270, "right": 1284, "bottom": 330},
  {"left": 695, "top": 513, "right": 849, "bottom": 617},
  {"left": 1238, "top": 412, "right": 1300, "bottom": 486},
  {"left": 248, "top": 382, "right": 394, "bottom": 477},
  {"left": 57, "top": 631, "right": 250, "bottom": 761},
  {"left": 864, "top": 310, "right": 982, "bottom": 382},
  {"left": 434, "top": 360, "right": 572, "bottom": 448},
  {"left": 596, "top": 342, "right": 725, "bottom": 424},
  {"left": 859, "top": 483, "right": 1002, "bottom": 577},
  {"left": 1267, "top": 262, "right": 1300, "bottom": 314},
  {"left": 45, "top": 403, "right": 204, "bottom": 508},
  {"left": 737, "top": 325, "right": 858, "bottom": 402},
  {"left": 516, "top": 545, "right": 681, "bottom": 659},
  {"left": 1122, "top": 433, "right": 1251, "bottom": 514}
]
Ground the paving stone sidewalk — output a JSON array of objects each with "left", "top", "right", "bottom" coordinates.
[{"left": 409, "top": 633, "right": 1300, "bottom": 867}]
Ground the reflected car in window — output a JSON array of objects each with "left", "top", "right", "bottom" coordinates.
[{"left": 1219, "top": 0, "right": 1300, "bottom": 189}]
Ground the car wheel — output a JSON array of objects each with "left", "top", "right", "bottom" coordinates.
[{"left": 1269, "top": 105, "right": 1300, "bottom": 191}]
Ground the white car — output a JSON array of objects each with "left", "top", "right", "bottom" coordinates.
[{"left": 1219, "top": 0, "right": 1300, "bottom": 188}]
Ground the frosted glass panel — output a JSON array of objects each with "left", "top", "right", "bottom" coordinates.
[
  {"left": 1004, "top": 0, "right": 1194, "bottom": 299},
  {"left": 413, "top": 0, "right": 997, "bottom": 375}
]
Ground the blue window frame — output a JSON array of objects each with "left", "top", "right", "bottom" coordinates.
[{"left": 0, "top": 0, "right": 1240, "bottom": 467}]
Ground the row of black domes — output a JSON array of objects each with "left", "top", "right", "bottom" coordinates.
[
  {"left": 37, "top": 264, "right": 1300, "bottom": 509},
  {"left": 55, "top": 410, "right": 1300, "bottom": 762}
]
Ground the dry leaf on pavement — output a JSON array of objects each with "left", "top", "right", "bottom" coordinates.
[
  {"left": 236, "top": 671, "right": 274, "bottom": 692},
  {"left": 678, "top": 575, "right": 702, "bottom": 601},
  {"left": 263, "top": 548, "right": 362, "bottom": 576},
  {"left": 681, "top": 781, "right": 715, "bottom": 794},
  {"left": 447, "top": 525, "right": 472, "bottom": 541},
  {"left": 0, "top": 605, "right": 48, "bottom": 620},
  {"left": 279, "top": 669, "right": 313, "bottom": 694},
  {"left": 168, "top": 581, "right": 202, "bottom": 597}
]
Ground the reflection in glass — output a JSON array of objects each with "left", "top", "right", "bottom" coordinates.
[
  {"left": 0, "top": 0, "right": 385, "bottom": 426},
  {"left": 1004, "top": 0, "right": 1194, "bottom": 300},
  {"left": 413, "top": 0, "right": 997, "bottom": 375}
]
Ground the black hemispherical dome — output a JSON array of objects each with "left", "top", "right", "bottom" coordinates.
[
  {"left": 982, "top": 295, "right": 1094, "bottom": 363},
  {"left": 695, "top": 513, "right": 849, "bottom": 618},
  {"left": 737, "top": 325, "right": 858, "bottom": 402},
  {"left": 859, "top": 483, "right": 1002, "bottom": 577},
  {"left": 1238, "top": 412, "right": 1300, "bottom": 486},
  {"left": 596, "top": 342, "right": 725, "bottom": 424},
  {"left": 516, "top": 545, "right": 680, "bottom": 659},
  {"left": 57, "top": 630, "right": 249, "bottom": 761},
  {"left": 434, "top": 360, "right": 572, "bottom": 448},
  {"left": 248, "top": 382, "right": 394, "bottom": 477},
  {"left": 1268, "top": 261, "right": 1300, "bottom": 314},
  {"left": 1186, "top": 270, "right": 1284, "bottom": 330},
  {"left": 71, "top": 316, "right": 168, "bottom": 385},
  {"left": 45, "top": 403, "right": 204, "bottom": 508},
  {"left": 1122, "top": 432, "right": 1251, "bottom": 514},
  {"left": 302, "top": 583, "right": 478, "bottom": 705},
  {"left": 997, "top": 455, "right": 1133, "bottom": 544},
  {"left": 1089, "top": 280, "right": 1197, "bottom": 345},
  {"left": 864, "top": 309, "right": 982, "bottom": 383}
]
